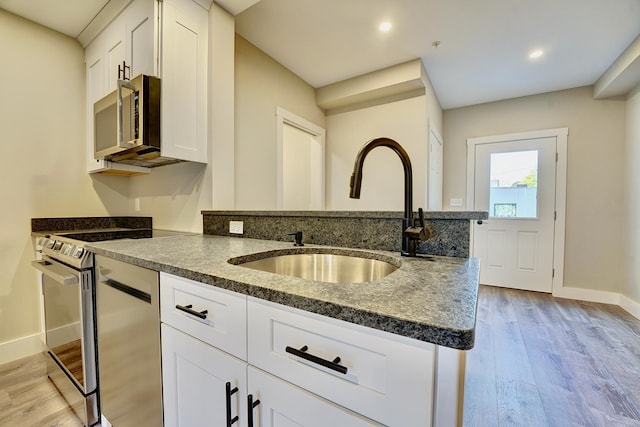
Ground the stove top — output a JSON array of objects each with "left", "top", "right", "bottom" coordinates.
[{"left": 37, "top": 228, "right": 183, "bottom": 269}]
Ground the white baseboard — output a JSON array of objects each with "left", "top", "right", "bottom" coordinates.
[
  {"left": 553, "top": 286, "right": 620, "bottom": 304},
  {"left": 0, "top": 332, "right": 45, "bottom": 365},
  {"left": 619, "top": 293, "right": 640, "bottom": 320},
  {"left": 554, "top": 286, "right": 640, "bottom": 321}
]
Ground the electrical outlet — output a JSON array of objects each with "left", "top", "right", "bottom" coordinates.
[
  {"left": 229, "top": 221, "right": 244, "bottom": 234},
  {"left": 449, "top": 198, "right": 463, "bottom": 207},
  {"left": 134, "top": 198, "right": 141, "bottom": 212}
]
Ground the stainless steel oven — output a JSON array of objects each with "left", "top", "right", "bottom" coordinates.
[{"left": 32, "top": 236, "right": 99, "bottom": 426}]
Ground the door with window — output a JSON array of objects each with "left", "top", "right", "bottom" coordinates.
[{"left": 468, "top": 129, "right": 567, "bottom": 293}]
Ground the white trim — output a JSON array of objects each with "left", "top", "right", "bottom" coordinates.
[
  {"left": 275, "top": 106, "right": 326, "bottom": 210},
  {"left": 466, "top": 128, "right": 568, "bottom": 295},
  {"left": 553, "top": 287, "right": 640, "bottom": 321},
  {"left": 552, "top": 286, "right": 620, "bottom": 305},
  {"left": 0, "top": 332, "right": 45, "bottom": 365},
  {"left": 427, "top": 119, "right": 444, "bottom": 211},
  {"left": 619, "top": 294, "right": 640, "bottom": 320}
]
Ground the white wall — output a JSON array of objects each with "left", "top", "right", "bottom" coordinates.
[
  {"left": 0, "top": 10, "right": 130, "bottom": 359},
  {"left": 234, "top": 35, "right": 326, "bottom": 210},
  {"left": 443, "top": 86, "right": 626, "bottom": 294},
  {"left": 624, "top": 87, "right": 640, "bottom": 303},
  {"left": 326, "top": 95, "right": 428, "bottom": 210}
]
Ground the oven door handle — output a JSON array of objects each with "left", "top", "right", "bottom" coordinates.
[{"left": 32, "top": 259, "right": 79, "bottom": 285}]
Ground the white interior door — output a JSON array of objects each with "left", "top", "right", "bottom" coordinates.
[
  {"left": 276, "top": 107, "right": 326, "bottom": 210},
  {"left": 428, "top": 127, "right": 443, "bottom": 211},
  {"left": 469, "top": 134, "right": 558, "bottom": 292}
]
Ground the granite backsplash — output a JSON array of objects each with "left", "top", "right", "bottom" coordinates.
[
  {"left": 31, "top": 216, "right": 152, "bottom": 233},
  {"left": 202, "top": 210, "right": 488, "bottom": 258}
]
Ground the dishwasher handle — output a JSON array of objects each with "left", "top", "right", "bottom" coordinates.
[
  {"left": 32, "top": 259, "right": 78, "bottom": 285},
  {"left": 98, "top": 267, "right": 151, "bottom": 304}
]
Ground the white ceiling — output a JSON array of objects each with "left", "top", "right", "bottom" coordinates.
[
  {"left": 235, "top": 0, "right": 640, "bottom": 109},
  {"left": 2, "top": 0, "right": 639, "bottom": 109}
]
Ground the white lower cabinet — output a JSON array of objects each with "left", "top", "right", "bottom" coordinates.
[
  {"left": 160, "top": 273, "right": 457, "bottom": 427},
  {"left": 161, "top": 324, "right": 247, "bottom": 426},
  {"left": 247, "top": 366, "right": 380, "bottom": 427}
]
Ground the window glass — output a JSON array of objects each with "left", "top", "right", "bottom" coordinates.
[{"left": 489, "top": 150, "right": 538, "bottom": 218}]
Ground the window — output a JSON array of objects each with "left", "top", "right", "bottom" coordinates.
[{"left": 489, "top": 150, "right": 538, "bottom": 219}]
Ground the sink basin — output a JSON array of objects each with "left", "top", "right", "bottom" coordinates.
[{"left": 229, "top": 250, "right": 399, "bottom": 284}]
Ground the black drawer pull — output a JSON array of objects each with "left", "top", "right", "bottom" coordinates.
[
  {"left": 248, "top": 394, "right": 260, "bottom": 427},
  {"left": 285, "top": 345, "right": 348, "bottom": 374},
  {"left": 176, "top": 304, "right": 208, "bottom": 319},
  {"left": 225, "top": 382, "right": 239, "bottom": 426}
]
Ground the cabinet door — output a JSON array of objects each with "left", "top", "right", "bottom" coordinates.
[
  {"left": 160, "top": 0, "right": 208, "bottom": 163},
  {"left": 162, "top": 324, "right": 248, "bottom": 427},
  {"left": 85, "top": 41, "right": 107, "bottom": 173},
  {"left": 248, "top": 367, "right": 380, "bottom": 427},
  {"left": 123, "top": 0, "right": 156, "bottom": 77}
]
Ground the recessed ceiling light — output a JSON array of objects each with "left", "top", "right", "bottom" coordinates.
[
  {"left": 529, "top": 49, "right": 544, "bottom": 59},
  {"left": 379, "top": 22, "right": 392, "bottom": 32}
]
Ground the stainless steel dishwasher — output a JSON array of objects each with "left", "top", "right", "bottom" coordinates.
[{"left": 95, "top": 254, "right": 163, "bottom": 427}]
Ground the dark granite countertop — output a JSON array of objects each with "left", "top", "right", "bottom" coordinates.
[
  {"left": 202, "top": 210, "right": 488, "bottom": 220},
  {"left": 87, "top": 234, "right": 480, "bottom": 350}
]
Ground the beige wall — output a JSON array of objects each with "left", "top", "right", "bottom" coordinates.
[
  {"left": 0, "top": 10, "right": 130, "bottom": 352},
  {"left": 443, "top": 86, "right": 626, "bottom": 293},
  {"left": 234, "top": 35, "right": 326, "bottom": 210},
  {"left": 127, "top": 4, "right": 236, "bottom": 232},
  {"left": 624, "top": 88, "right": 640, "bottom": 302},
  {"left": 326, "top": 95, "right": 428, "bottom": 210}
]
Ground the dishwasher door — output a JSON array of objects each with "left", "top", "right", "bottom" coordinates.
[{"left": 95, "top": 255, "right": 163, "bottom": 427}]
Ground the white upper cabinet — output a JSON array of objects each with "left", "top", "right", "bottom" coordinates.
[
  {"left": 84, "top": 0, "right": 209, "bottom": 175},
  {"left": 159, "top": 0, "right": 209, "bottom": 162}
]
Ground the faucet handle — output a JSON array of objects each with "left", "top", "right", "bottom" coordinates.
[
  {"left": 287, "top": 231, "right": 304, "bottom": 246},
  {"left": 404, "top": 208, "right": 430, "bottom": 241},
  {"left": 416, "top": 208, "right": 425, "bottom": 229}
]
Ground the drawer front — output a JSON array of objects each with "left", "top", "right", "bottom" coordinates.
[
  {"left": 248, "top": 366, "right": 382, "bottom": 427},
  {"left": 247, "top": 297, "right": 435, "bottom": 426},
  {"left": 160, "top": 273, "right": 247, "bottom": 359}
]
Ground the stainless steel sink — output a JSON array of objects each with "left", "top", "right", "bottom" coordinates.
[{"left": 230, "top": 250, "right": 399, "bottom": 284}]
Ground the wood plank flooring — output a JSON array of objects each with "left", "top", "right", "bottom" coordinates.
[
  {"left": 464, "top": 286, "right": 640, "bottom": 427},
  {"left": 0, "top": 352, "right": 83, "bottom": 427},
  {"left": 1, "top": 286, "right": 638, "bottom": 426}
]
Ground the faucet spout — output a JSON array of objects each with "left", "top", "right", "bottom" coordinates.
[{"left": 349, "top": 137, "right": 417, "bottom": 256}]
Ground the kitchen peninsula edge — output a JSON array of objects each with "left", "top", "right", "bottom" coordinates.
[{"left": 87, "top": 234, "right": 479, "bottom": 350}]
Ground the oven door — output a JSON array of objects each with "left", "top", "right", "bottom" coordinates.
[{"left": 32, "top": 256, "right": 97, "bottom": 394}]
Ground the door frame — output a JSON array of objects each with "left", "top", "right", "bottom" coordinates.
[
  {"left": 466, "top": 128, "right": 568, "bottom": 294},
  {"left": 427, "top": 121, "right": 443, "bottom": 211},
  {"left": 275, "top": 106, "right": 326, "bottom": 210}
]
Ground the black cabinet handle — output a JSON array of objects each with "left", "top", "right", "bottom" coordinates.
[
  {"left": 248, "top": 394, "right": 260, "bottom": 427},
  {"left": 225, "top": 382, "right": 239, "bottom": 426},
  {"left": 175, "top": 304, "right": 208, "bottom": 319},
  {"left": 285, "top": 345, "right": 348, "bottom": 375}
]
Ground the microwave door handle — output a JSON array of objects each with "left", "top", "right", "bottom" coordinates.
[{"left": 117, "top": 79, "right": 138, "bottom": 149}]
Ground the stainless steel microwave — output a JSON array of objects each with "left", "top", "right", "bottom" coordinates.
[{"left": 94, "top": 74, "right": 166, "bottom": 165}]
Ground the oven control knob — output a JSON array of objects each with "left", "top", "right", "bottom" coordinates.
[
  {"left": 45, "top": 239, "right": 56, "bottom": 249},
  {"left": 52, "top": 241, "right": 63, "bottom": 251},
  {"left": 72, "top": 247, "right": 84, "bottom": 258}
]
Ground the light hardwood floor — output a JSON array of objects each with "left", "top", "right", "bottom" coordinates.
[
  {"left": 464, "top": 286, "right": 640, "bottom": 427},
  {"left": 0, "top": 351, "right": 83, "bottom": 427},
  {"left": 1, "top": 286, "right": 639, "bottom": 426}
]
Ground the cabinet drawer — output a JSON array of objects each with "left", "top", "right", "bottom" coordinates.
[
  {"left": 247, "top": 297, "right": 435, "bottom": 426},
  {"left": 160, "top": 273, "right": 246, "bottom": 359},
  {"left": 248, "top": 366, "right": 381, "bottom": 426}
]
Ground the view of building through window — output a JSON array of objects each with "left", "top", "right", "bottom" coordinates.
[{"left": 489, "top": 150, "right": 538, "bottom": 218}]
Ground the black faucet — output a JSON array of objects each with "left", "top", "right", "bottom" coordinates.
[
  {"left": 288, "top": 231, "right": 304, "bottom": 246},
  {"left": 349, "top": 137, "right": 429, "bottom": 256}
]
